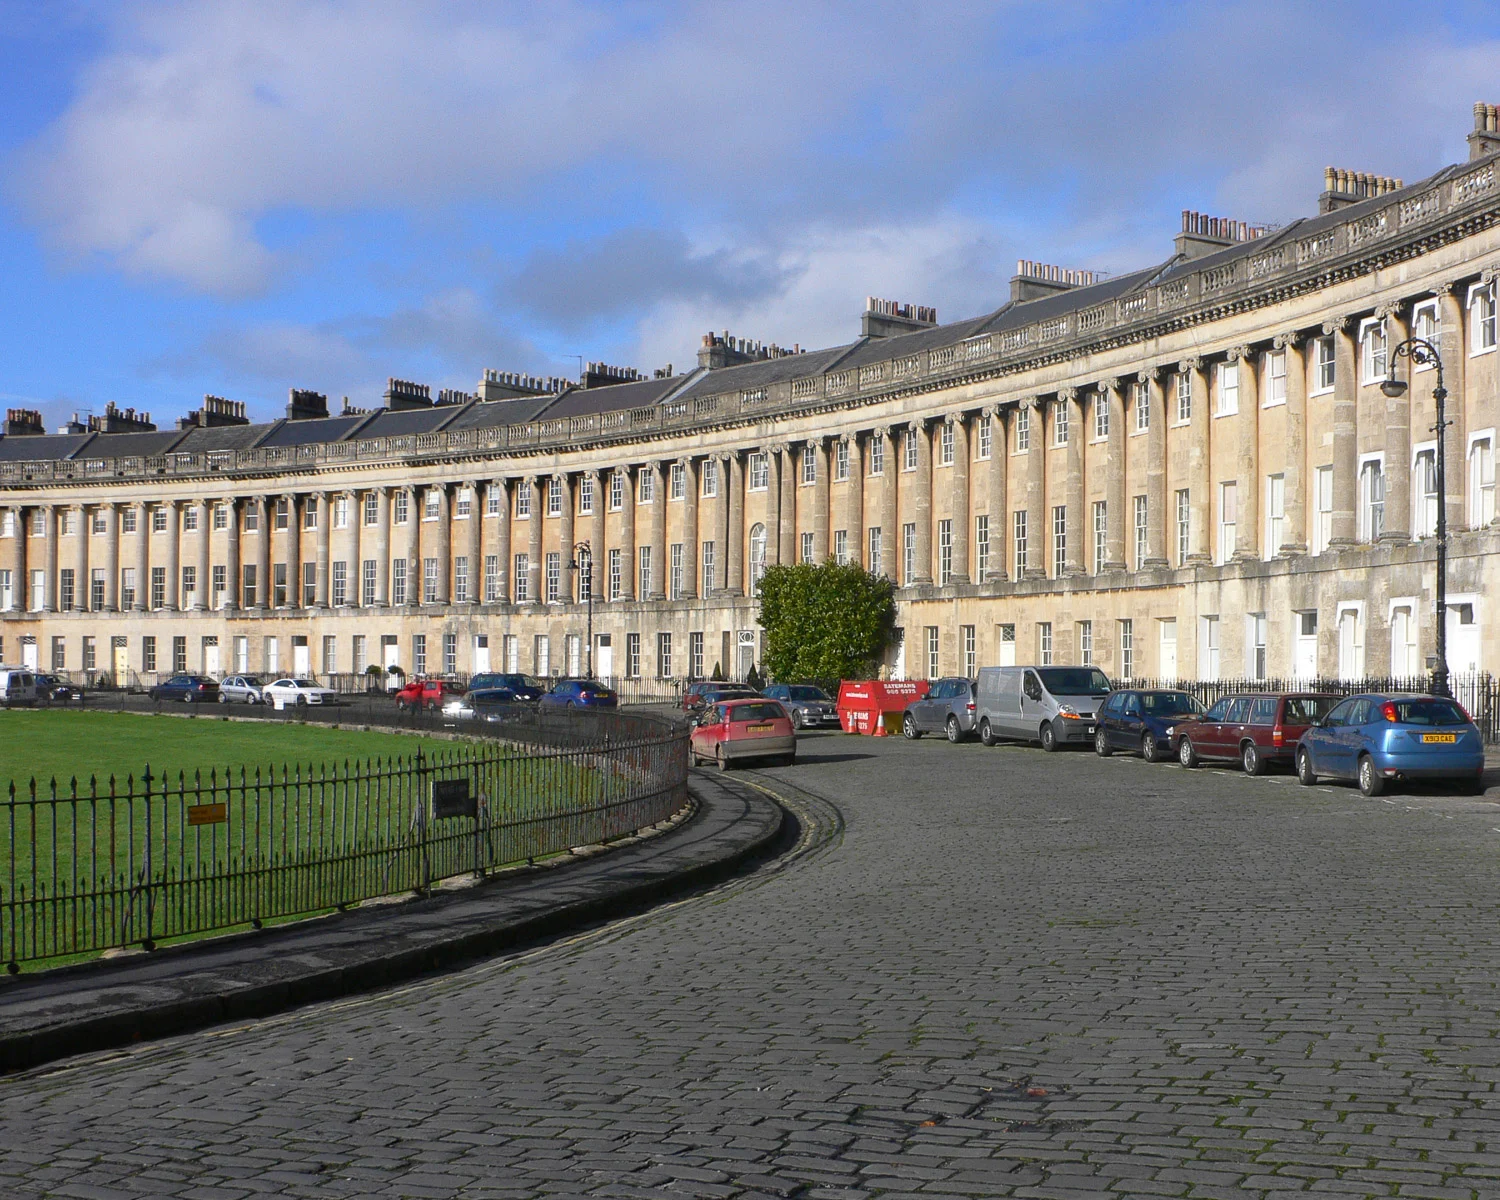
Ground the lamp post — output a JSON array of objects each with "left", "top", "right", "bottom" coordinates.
[
  {"left": 1381, "top": 335, "right": 1451, "bottom": 697},
  {"left": 569, "top": 541, "right": 594, "bottom": 678}
]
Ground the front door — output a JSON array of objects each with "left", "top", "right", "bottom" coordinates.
[
  {"left": 112, "top": 641, "right": 129, "bottom": 686},
  {"left": 736, "top": 631, "right": 755, "bottom": 680},
  {"left": 21, "top": 639, "right": 37, "bottom": 669},
  {"left": 293, "top": 640, "right": 311, "bottom": 677},
  {"left": 203, "top": 638, "right": 220, "bottom": 678},
  {"left": 1448, "top": 602, "right": 1481, "bottom": 675},
  {"left": 473, "top": 635, "right": 491, "bottom": 673},
  {"left": 892, "top": 628, "right": 906, "bottom": 680},
  {"left": 997, "top": 624, "right": 1016, "bottom": 667},
  {"left": 1295, "top": 611, "right": 1318, "bottom": 678},
  {"left": 596, "top": 635, "right": 614, "bottom": 679},
  {"left": 1158, "top": 620, "right": 1177, "bottom": 679}
]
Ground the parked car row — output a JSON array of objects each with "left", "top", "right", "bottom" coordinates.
[
  {"left": 901, "top": 666, "right": 1487, "bottom": 797},
  {"left": 0, "top": 668, "right": 86, "bottom": 707}
]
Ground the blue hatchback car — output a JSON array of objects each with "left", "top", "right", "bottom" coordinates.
[
  {"left": 1094, "top": 688, "right": 1205, "bottom": 761},
  {"left": 1296, "top": 693, "right": 1485, "bottom": 796},
  {"left": 539, "top": 679, "right": 619, "bottom": 709}
]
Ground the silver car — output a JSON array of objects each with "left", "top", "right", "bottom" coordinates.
[
  {"left": 218, "top": 675, "right": 266, "bottom": 704},
  {"left": 762, "top": 684, "right": 839, "bottom": 729},
  {"left": 902, "top": 678, "right": 978, "bottom": 742}
]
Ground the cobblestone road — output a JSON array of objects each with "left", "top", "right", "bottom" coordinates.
[{"left": 7, "top": 733, "right": 1500, "bottom": 1198}]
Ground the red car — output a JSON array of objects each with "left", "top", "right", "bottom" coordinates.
[
  {"left": 1174, "top": 692, "right": 1340, "bottom": 774},
  {"left": 690, "top": 698, "right": 797, "bottom": 770},
  {"left": 395, "top": 677, "right": 465, "bottom": 712}
]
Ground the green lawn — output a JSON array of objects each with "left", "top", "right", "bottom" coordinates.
[{"left": 0, "top": 709, "right": 464, "bottom": 794}]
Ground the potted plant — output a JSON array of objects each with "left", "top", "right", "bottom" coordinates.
[{"left": 364, "top": 664, "right": 384, "bottom": 694}]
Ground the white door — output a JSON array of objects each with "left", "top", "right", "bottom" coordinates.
[
  {"left": 596, "top": 635, "right": 613, "bottom": 679},
  {"left": 1338, "top": 610, "right": 1362, "bottom": 680},
  {"left": 893, "top": 628, "right": 907, "bottom": 680},
  {"left": 293, "top": 642, "right": 311, "bottom": 677},
  {"left": 383, "top": 640, "right": 399, "bottom": 669},
  {"left": 203, "top": 641, "right": 221, "bottom": 678},
  {"left": 1448, "top": 602, "right": 1481, "bottom": 675},
  {"left": 736, "top": 631, "right": 755, "bottom": 679},
  {"left": 113, "top": 642, "right": 129, "bottom": 684},
  {"left": 1294, "top": 611, "right": 1318, "bottom": 678},
  {"left": 473, "top": 635, "right": 491, "bottom": 673},
  {"left": 997, "top": 624, "right": 1016, "bottom": 667},
  {"left": 1158, "top": 619, "right": 1177, "bottom": 680},
  {"left": 21, "top": 640, "right": 37, "bottom": 669}
]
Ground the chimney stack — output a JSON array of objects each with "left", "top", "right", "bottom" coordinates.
[
  {"left": 1174, "top": 211, "right": 1272, "bottom": 261},
  {"left": 862, "top": 296, "right": 938, "bottom": 338},
  {"left": 1010, "top": 260, "right": 1099, "bottom": 303},
  {"left": 287, "top": 388, "right": 330, "bottom": 421},
  {"left": 382, "top": 379, "right": 431, "bottom": 412},
  {"left": 1318, "top": 166, "right": 1403, "bottom": 214},
  {"left": 1471, "top": 102, "right": 1500, "bottom": 162},
  {"left": 4, "top": 408, "right": 44, "bottom": 436}
]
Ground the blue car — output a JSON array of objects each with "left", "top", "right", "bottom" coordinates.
[
  {"left": 468, "top": 673, "right": 544, "bottom": 702},
  {"left": 1296, "top": 693, "right": 1485, "bottom": 796},
  {"left": 1094, "top": 688, "right": 1205, "bottom": 761},
  {"left": 539, "top": 679, "right": 618, "bottom": 709}
]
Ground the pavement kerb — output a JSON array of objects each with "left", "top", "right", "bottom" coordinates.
[{"left": 0, "top": 771, "right": 788, "bottom": 1074}]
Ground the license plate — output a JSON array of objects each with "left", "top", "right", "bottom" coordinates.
[
  {"left": 746, "top": 723, "right": 773, "bottom": 732},
  {"left": 1422, "top": 733, "right": 1458, "bottom": 744}
]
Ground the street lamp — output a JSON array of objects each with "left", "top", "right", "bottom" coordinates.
[
  {"left": 1381, "top": 335, "right": 1451, "bottom": 697},
  {"left": 568, "top": 541, "right": 594, "bottom": 678}
]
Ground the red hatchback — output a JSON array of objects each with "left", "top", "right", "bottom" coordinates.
[
  {"left": 690, "top": 698, "right": 797, "bottom": 769},
  {"left": 1175, "top": 692, "right": 1340, "bottom": 774},
  {"left": 395, "top": 678, "right": 465, "bottom": 712}
]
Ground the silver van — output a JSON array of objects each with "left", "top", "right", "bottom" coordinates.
[
  {"left": 975, "top": 665, "right": 1114, "bottom": 751},
  {"left": 0, "top": 666, "right": 39, "bottom": 708}
]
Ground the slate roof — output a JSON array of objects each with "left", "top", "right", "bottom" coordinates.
[
  {"left": 257, "top": 414, "right": 372, "bottom": 448},
  {"left": 537, "top": 376, "right": 686, "bottom": 418},
  {"left": 351, "top": 406, "right": 464, "bottom": 438},
  {"left": 0, "top": 433, "right": 96, "bottom": 463},
  {"left": 443, "top": 395, "right": 564, "bottom": 430},
  {"left": 171, "top": 422, "right": 279, "bottom": 453},
  {"left": 70, "top": 430, "right": 186, "bottom": 459}
]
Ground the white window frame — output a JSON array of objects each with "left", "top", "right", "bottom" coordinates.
[
  {"left": 1336, "top": 600, "right": 1366, "bottom": 681},
  {"left": 1246, "top": 612, "right": 1268, "bottom": 679},
  {"left": 1264, "top": 474, "right": 1284, "bottom": 561},
  {"left": 1133, "top": 381, "right": 1149, "bottom": 434},
  {"left": 1411, "top": 300, "right": 1441, "bottom": 370},
  {"left": 977, "top": 414, "right": 992, "bottom": 460},
  {"left": 835, "top": 438, "right": 851, "bottom": 480},
  {"left": 868, "top": 436, "right": 885, "bottom": 475},
  {"left": 1469, "top": 428, "right": 1497, "bottom": 529},
  {"left": 1133, "top": 494, "right": 1147, "bottom": 570},
  {"left": 701, "top": 458, "right": 719, "bottom": 498},
  {"left": 801, "top": 444, "right": 817, "bottom": 486},
  {"left": 1092, "top": 395, "right": 1109, "bottom": 442},
  {"left": 1387, "top": 596, "right": 1420, "bottom": 677},
  {"left": 1313, "top": 465, "right": 1334, "bottom": 555},
  {"left": 1198, "top": 614, "right": 1220, "bottom": 678},
  {"left": 1412, "top": 440, "right": 1438, "bottom": 539},
  {"left": 938, "top": 423, "right": 954, "bottom": 466},
  {"left": 1175, "top": 488, "right": 1191, "bottom": 565},
  {"left": 1215, "top": 360, "right": 1239, "bottom": 417},
  {"left": 1312, "top": 334, "right": 1336, "bottom": 395},
  {"left": 1216, "top": 481, "right": 1237, "bottom": 565},
  {"left": 1357, "top": 452, "right": 1385, "bottom": 543},
  {"left": 903, "top": 428, "right": 919, "bottom": 471},
  {"left": 1359, "top": 316, "right": 1388, "bottom": 385},
  {"left": 1174, "top": 371, "right": 1192, "bottom": 424},
  {"left": 748, "top": 453, "right": 768, "bottom": 492},
  {"left": 578, "top": 474, "right": 594, "bottom": 515},
  {"left": 1014, "top": 406, "right": 1030, "bottom": 453},
  {"left": 1263, "top": 349, "right": 1286, "bottom": 407},
  {"left": 669, "top": 461, "right": 685, "bottom": 501},
  {"left": 1052, "top": 401, "right": 1069, "bottom": 447},
  {"left": 1469, "top": 281, "right": 1497, "bottom": 356}
]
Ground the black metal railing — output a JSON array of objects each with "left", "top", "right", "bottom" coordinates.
[
  {"left": 0, "top": 704, "right": 689, "bottom": 969},
  {"left": 1124, "top": 672, "right": 1500, "bottom": 743}
]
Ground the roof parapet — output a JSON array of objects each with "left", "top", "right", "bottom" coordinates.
[{"left": 862, "top": 296, "right": 938, "bottom": 338}]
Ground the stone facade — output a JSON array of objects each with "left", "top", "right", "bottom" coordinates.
[{"left": 6, "top": 113, "right": 1500, "bottom": 689}]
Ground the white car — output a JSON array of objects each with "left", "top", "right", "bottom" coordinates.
[
  {"left": 218, "top": 675, "right": 266, "bottom": 704},
  {"left": 263, "top": 678, "right": 339, "bottom": 710}
]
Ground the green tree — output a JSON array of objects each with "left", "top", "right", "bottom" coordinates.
[{"left": 756, "top": 561, "right": 897, "bottom": 683}]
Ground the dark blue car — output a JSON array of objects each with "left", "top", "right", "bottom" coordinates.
[
  {"left": 469, "top": 673, "right": 544, "bottom": 702},
  {"left": 1093, "top": 688, "right": 1204, "bottom": 761},
  {"left": 1296, "top": 693, "right": 1485, "bottom": 796},
  {"left": 148, "top": 674, "right": 220, "bottom": 703},
  {"left": 539, "top": 679, "right": 618, "bottom": 709}
]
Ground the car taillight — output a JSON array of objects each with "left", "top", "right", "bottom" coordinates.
[
  {"left": 1272, "top": 726, "right": 1283, "bottom": 747},
  {"left": 966, "top": 702, "right": 976, "bottom": 711},
  {"left": 1382, "top": 701, "right": 1399, "bottom": 723}
]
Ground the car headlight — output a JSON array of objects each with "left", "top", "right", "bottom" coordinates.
[
  {"left": 1165, "top": 725, "right": 1175, "bottom": 737},
  {"left": 1057, "top": 704, "right": 1078, "bottom": 718}
]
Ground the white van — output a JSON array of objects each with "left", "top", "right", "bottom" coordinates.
[
  {"left": 974, "top": 665, "right": 1114, "bottom": 751},
  {"left": 0, "top": 667, "right": 40, "bottom": 708}
]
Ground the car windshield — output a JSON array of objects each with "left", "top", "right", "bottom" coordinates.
[
  {"left": 1141, "top": 692, "right": 1203, "bottom": 715},
  {"left": 1037, "top": 668, "right": 1112, "bottom": 696},
  {"left": 730, "top": 702, "right": 784, "bottom": 722},
  {"left": 786, "top": 686, "right": 828, "bottom": 701},
  {"left": 1283, "top": 696, "right": 1337, "bottom": 723},
  {"left": 239, "top": 677, "right": 263, "bottom": 686},
  {"left": 1388, "top": 697, "right": 1471, "bottom": 726}
]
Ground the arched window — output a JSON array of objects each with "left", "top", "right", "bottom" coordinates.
[{"left": 749, "top": 523, "right": 767, "bottom": 594}]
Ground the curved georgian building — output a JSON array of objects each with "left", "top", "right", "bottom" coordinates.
[{"left": 6, "top": 106, "right": 1500, "bottom": 688}]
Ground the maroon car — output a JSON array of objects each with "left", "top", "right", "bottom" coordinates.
[{"left": 1175, "top": 692, "right": 1341, "bottom": 775}]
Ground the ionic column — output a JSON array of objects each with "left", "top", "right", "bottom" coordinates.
[
  {"left": 877, "top": 428, "right": 897, "bottom": 577},
  {"left": 525, "top": 478, "right": 542, "bottom": 604},
  {"left": 1378, "top": 305, "right": 1412, "bottom": 545},
  {"left": 1182, "top": 360, "right": 1213, "bottom": 563},
  {"left": 1231, "top": 346, "right": 1262, "bottom": 561},
  {"left": 9, "top": 506, "right": 27, "bottom": 611},
  {"left": 558, "top": 473, "right": 575, "bottom": 602},
  {"left": 985, "top": 407, "right": 1007, "bottom": 582},
  {"left": 948, "top": 416, "right": 971, "bottom": 584},
  {"left": 284, "top": 493, "right": 302, "bottom": 608},
  {"left": 465, "top": 482, "right": 482, "bottom": 605},
  {"left": 433, "top": 484, "right": 450, "bottom": 605},
  {"left": 762, "top": 447, "right": 782, "bottom": 569},
  {"left": 1275, "top": 336, "right": 1308, "bottom": 556},
  {"left": 726, "top": 453, "right": 745, "bottom": 595},
  {"left": 812, "top": 438, "right": 830, "bottom": 564},
  {"left": 312, "top": 490, "right": 331, "bottom": 607},
  {"left": 1103, "top": 380, "right": 1127, "bottom": 570},
  {"left": 193, "top": 499, "right": 211, "bottom": 609},
  {"left": 585, "top": 473, "right": 603, "bottom": 602},
  {"left": 373, "top": 487, "right": 391, "bottom": 605},
  {"left": 41, "top": 505, "right": 58, "bottom": 612},
  {"left": 680, "top": 458, "right": 698, "bottom": 598},
  {"left": 254, "top": 499, "right": 270, "bottom": 612},
  {"left": 343, "top": 490, "right": 361, "bottom": 606},
  {"left": 1025, "top": 399, "right": 1048, "bottom": 579},
  {"left": 1062, "top": 389, "right": 1085, "bottom": 576},
  {"left": 222, "top": 499, "right": 239, "bottom": 612},
  {"left": 1142, "top": 370, "right": 1169, "bottom": 567},
  {"left": 103, "top": 503, "right": 120, "bottom": 611},
  {"left": 649, "top": 462, "right": 667, "bottom": 599},
  {"left": 492, "top": 480, "right": 511, "bottom": 604},
  {"left": 403, "top": 487, "right": 420, "bottom": 607},
  {"left": 73, "top": 504, "right": 89, "bottom": 611},
  {"left": 777, "top": 446, "right": 796, "bottom": 566},
  {"left": 845, "top": 433, "right": 865, "bottom": 570},
  {"left": 162, "top": 500, "right": 180, "bottom": 610},
  {"left": 1437, "top": 281, "right": 1468, "bottom": 532},
  {"left": 911, "top": 420, "right": 933, "bottom": 584},
  {"left": 619, "top": 468, "right": 636, "bottom": 600},
  {"left": 1327, "top": 317, "right": 1360, "bottom": 547}
]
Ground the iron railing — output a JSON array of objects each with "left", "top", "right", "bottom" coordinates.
[
  {"left": 1125, "top": 672, "right": 1500, "bottom": 743},
  {"left": 0, "top": 705, "right": 688, "bottom": 969}
]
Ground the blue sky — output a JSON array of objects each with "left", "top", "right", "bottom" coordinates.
[{"left": 1, "top": 0, "right": 1498, "bottom": 428}]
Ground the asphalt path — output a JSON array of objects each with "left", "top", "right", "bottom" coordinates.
[{"left": 6, "top": 730, "right": 1500, "bottom": 1198}]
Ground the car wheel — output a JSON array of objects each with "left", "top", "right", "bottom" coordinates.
[
  {"left": 979, "top": 718, "right": 997, "bottom": 747},
  {"left": 1357, "top": 754, "right": 1383, "bottom": 797},
  {"left": 1040, "top": 722, "right": 1058, "bottom": 752},
  {"left": 716, "top": 745, "right": 729, "bottom": 772},
  {"left": 1460, "top": 775, "right": 1486, "bottom": 796},
  {"left": 1296, "top": 746, "right": 1317, "bottom": 786},
  {"left": 782, "top": 752, "right": 797, "bottom": 767},
  {"left": 1141, "top": 732, "right": 1159, "bottom": 762},
  {"left": 1241, "top": 742, "right": 1266, "bottom": 776},
  {"left": 946, "top": 716, "right": 963, "bottom": 744},
  {"left": 184, "top": 693, "right": 195, "bottom": 703},
  {"left": 296, "top": 695, "right": 308, "bottom": 708},
  {"left": 1178, "top": 736, "right": 1198, "bottom": 768},
  {"left": 902, "top": 712, "right": 920, "bottom": 740},
  {"left": 1094, "top": 728, "right": 1112, "bottom": 757}
]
